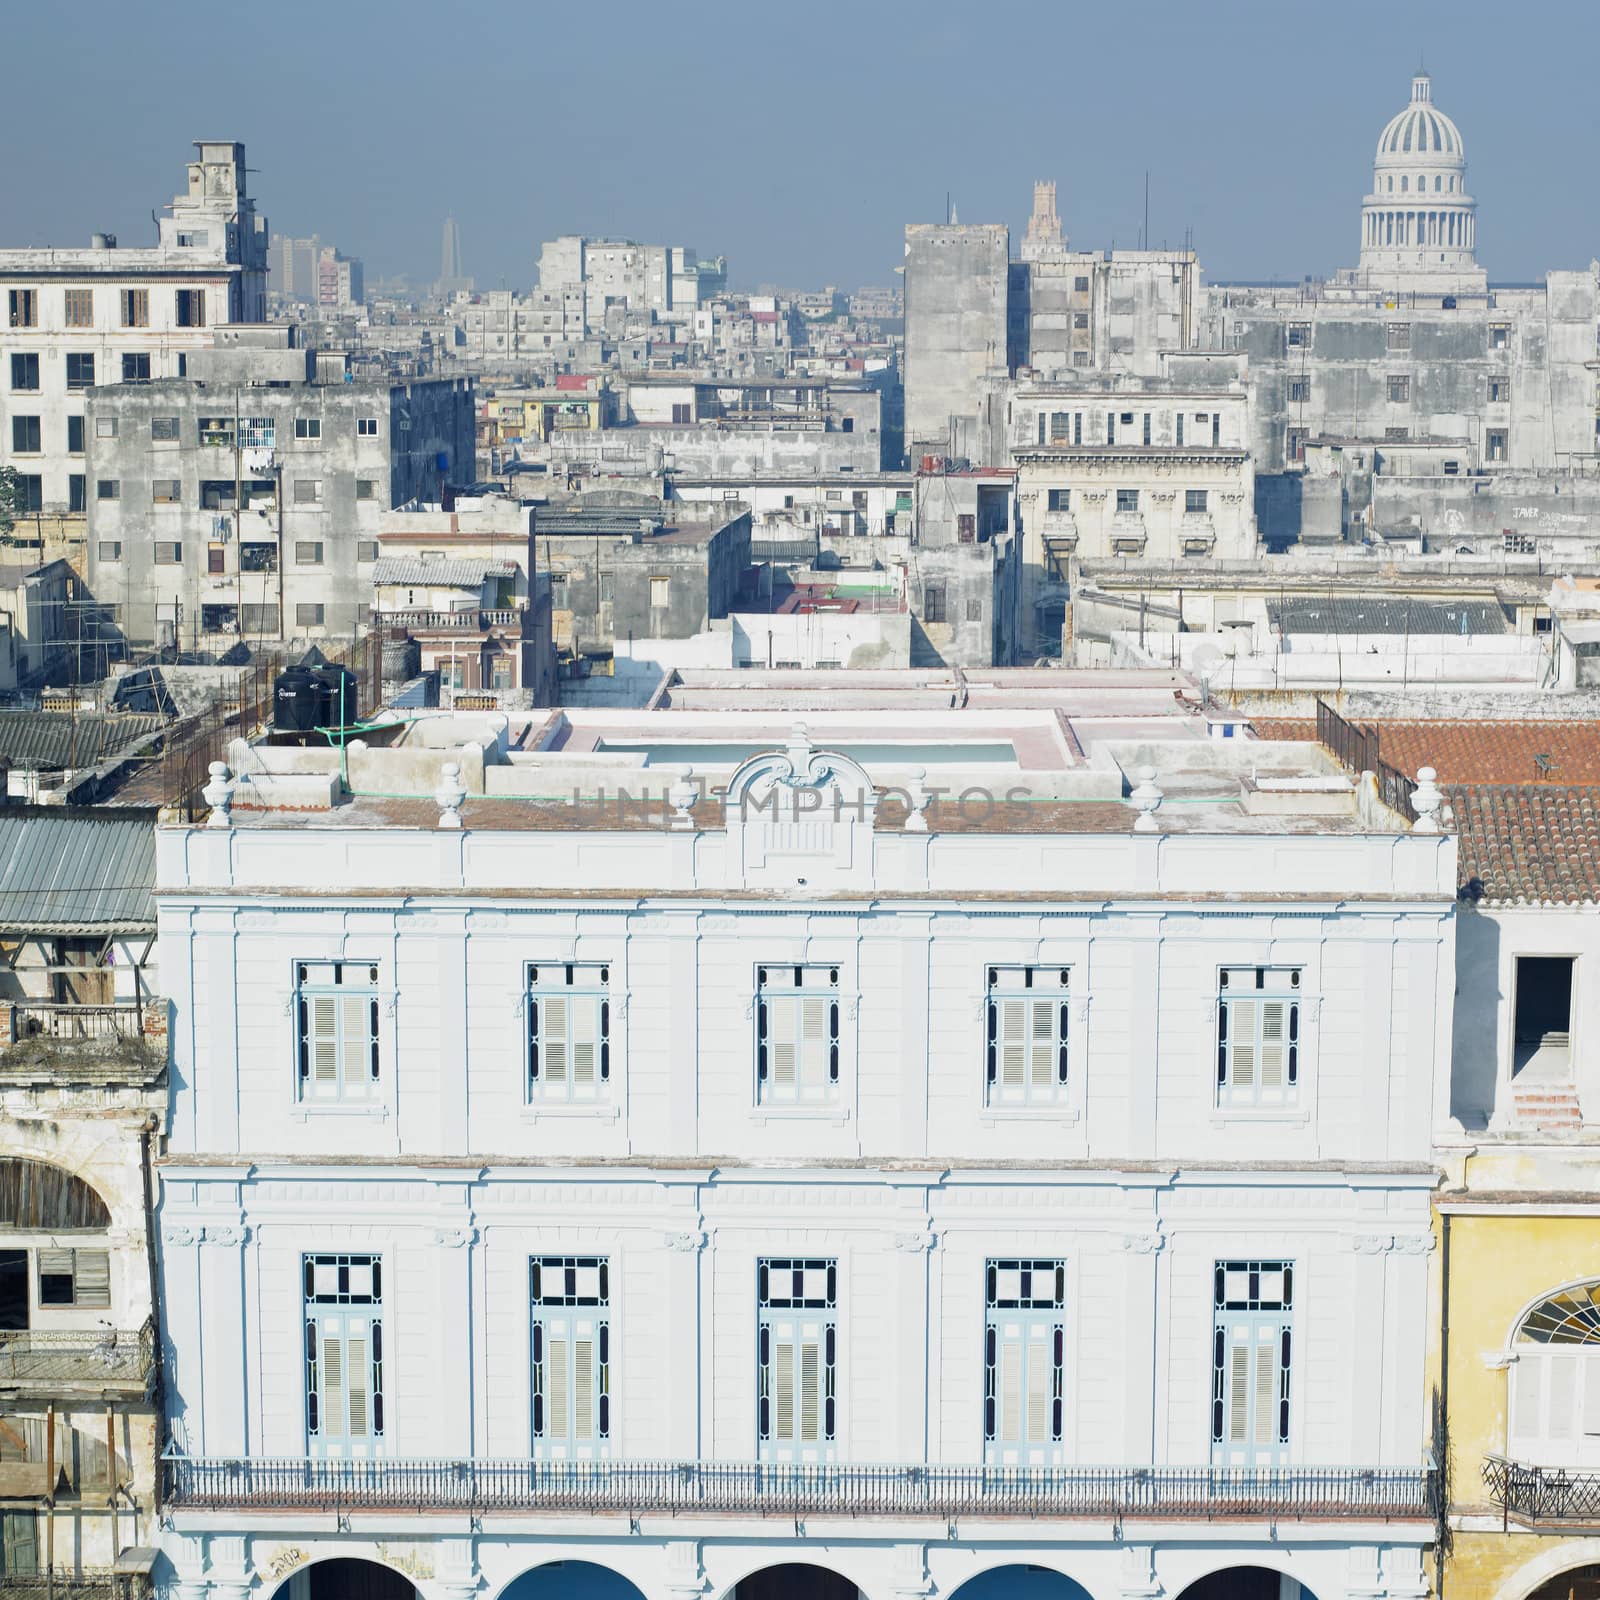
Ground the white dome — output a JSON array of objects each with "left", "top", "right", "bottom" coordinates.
[{"left": 1375, "top": 74, "right": 1465, "bottom": 166}]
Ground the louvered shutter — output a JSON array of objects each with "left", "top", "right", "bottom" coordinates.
[
  {"left": 1259, "top": 1001, "right": 1287, "bottom": 1088},
  {"left": 74, "top": 1250, "right": 111, "bottom": 1309},
  {"left": 800, "top": 996, "right": 829, "bottom": 1087},
  {"left": 340, "top": 996, "right": 370, "bottom": 1084},
  {"left": 799, "top": 1342, "right": 820, "bottom": 1442},
  {"left": 1253, "top": 1336, "right": 1277, "bottom": 1445},
  {"left": 774, "top": 1342, "right": 795, "bottom": 1438},
  {"left": 573, "top": 1338, "right": 595, "bottom": 1441},
  {"left": 772, "top": 1000, "right": 799, "bottom": 1088},
  {"left": 1025, "top": 1329, "right": 1051, "bottom": 1441},
  {"left": 571, "top": 997, "right": 599, "bottom": 1087},
  {"left": 1029, "top": 1000, "right": 1054, "bottom": 1088},
  {"left": 1000, "top": 1338, "right": 1021, "bottom": 1441},
  {"left": 548, "top": 1335, "right": 570, "bottom": 1439},
  {"left": 322, "top": 1335, "right": 345, "bottom": 1437},
  {"left": 312, "top": 997, "right": 340, "bottom": 1087},
  {"left": 346, "top": 1333, "right": 370, "bottom": 1437},
  {"left": 1001, "top": 999, "right": 1025, "bottom": 1086},
  {"left": 544, "top": 997, "right": 569, "bottom": 1086},
  {"left": 1231, "top": 1001, "right": 1257, "bottom": 1088},
  {"left": 1228, "top": 1339, "right": 1249, "bottom": 1443}
]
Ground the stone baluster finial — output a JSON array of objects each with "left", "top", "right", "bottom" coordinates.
[
  {"left": 435, "top": 762, "right": 466, "bottom": 830},
  {"left": 1411, "top": 766, "right": 1443, "bottom": 833},
  {"left": 202, "top": 762, "right": 234, "bottom": 829},
  {"left": 1131, "top": 767, "right": 1164, "bottom": 833}
]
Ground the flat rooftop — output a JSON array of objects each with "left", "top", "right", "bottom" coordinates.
[{"left": 219, "top": 695, "right": 1418, "bottom": 841}]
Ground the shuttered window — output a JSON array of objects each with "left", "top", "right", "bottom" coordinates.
[
  {"left": 304, "top": 1255, "right": 384, "bottom": 1458},
  {"left": 1212, "top": 1261, "right": 1292, "bottom": 1465},
  {"left": 295, "top": 962, "right": 381, "bottom": 1104},
  {"left": 531, "top": 1257, "right": 609, "bottom": 1460},
  {"left": 757, "top": 1259, "right": 836, "bottom": 1463},
  {"left": 36, "top": 1248, "right": 111, "bottom": 1309},
  {"left": 1510, "top": 1282, "right": 1600, "bottom": 1467},
  {"left": 984, "top": 1259, "right": 1065, "bottom": 1465},
  {"left": 985, "top": 966, "right": 1070, "bottom": 1106},
  {"left": 1217, "top": 966, "right": 1302, "bottom": 1108},
  {"left": 527, "top": 964, "right": 611, "bottom": 1102},
  {"left": 756, "top": 966, "right": 840, "bottom": 1105}
]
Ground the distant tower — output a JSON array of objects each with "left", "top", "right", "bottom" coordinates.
[
  {"left": 440, "top": 216, "right": 463, "bottom": 285},
  {"left": 1021, "top": 179, "right": 1067, "bottom": 260}
]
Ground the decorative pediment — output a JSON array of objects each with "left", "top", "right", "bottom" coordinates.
[{"left": 724, "top": 724, "right": 877, "bottom": 890}]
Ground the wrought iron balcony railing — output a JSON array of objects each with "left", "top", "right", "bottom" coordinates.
[
  {"left": 164, "top": 1455, "right": 1436, "bottom": 1521},
  {"left": 1484, "top": 1453, "right": 1600, "bottom": 1525},
  {"left": 0, "top": 1570, "right": 151, "bottom": 1600},
  {"left": 0, "top": 1320, "right": 156, "bottom": 1395},
  {"left": 0, "top": 1004, "right": 164, "bottom": 1084}
]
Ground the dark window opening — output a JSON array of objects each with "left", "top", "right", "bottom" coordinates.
[{"left": 1513, "top": 956, "right": 1574, "bottom": 1076}]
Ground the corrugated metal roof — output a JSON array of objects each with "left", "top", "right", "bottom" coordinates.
[
  {"left": 372, "top": 558, "right": 516, "bottom": 588},
  {"left": 0, "top": 808, "right": 157, "bottom": 933},
  {"left": 0, "top": 712, "right": 167, "bottom": 772},
  {"left": 1266, "top": 596, "right": 1509, "bottom": 636}
]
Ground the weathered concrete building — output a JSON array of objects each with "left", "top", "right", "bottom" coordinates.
[
  {"left": 535, "top": 236, "right": 727, "bottom": 333},
  {"left": 1006, "top": 373, "right": 1256, "bottom": 655},
  {"left": 0, "top": 141, "right": 268, "bottom": 556},
  {"left": 531, "top": 499, "right": 751, "bottom": 675},
  {"left": 84, "top": 329, "right": 474, "bottom": 649}
]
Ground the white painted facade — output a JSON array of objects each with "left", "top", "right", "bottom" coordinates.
[{"left": 156, "top": 727, "right": 1453, "bottom": 1600}]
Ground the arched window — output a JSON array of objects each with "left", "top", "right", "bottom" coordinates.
[
  {"left": 1434, "top": 175, "right": 1442, "bottom": 192},
  {"left": 1510, "top": 1283, "right": 1600, "bottom": 1466},
  {"left": 1400, "top": 176, "right": 1409, "bottom": 193},
  {"left": 1387, "top": 177, "right": 1394, "bottom": 193},
  {"left": 1449, "top": 176, "right": 1456, "bottom": 192},
  {"left": 0, "top": 1159, "right": 111, "bottom": 1231}
]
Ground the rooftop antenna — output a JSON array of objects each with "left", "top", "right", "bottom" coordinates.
[{"left": 1143, "top": 171, "right": 1149, "bottom": 253}]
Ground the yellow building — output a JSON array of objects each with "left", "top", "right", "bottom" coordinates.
[{"left": 1437, "top": 1163, "right": 1600, "bottom": 1600}]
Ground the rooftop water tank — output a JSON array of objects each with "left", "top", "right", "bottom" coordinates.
[{"left": 273, "top": 665, "right": 323, "bottom": 732}]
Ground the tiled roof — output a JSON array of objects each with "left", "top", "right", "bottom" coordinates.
[
  {"left": 1252, "top": 715, "right": 1600, "bottom": 903},
  {"left": 1447, "top": 784, "right": 1600, "bottom": 905},
  {"left": 1251, "top": 717, "right": 1600, "bottom": 786}
]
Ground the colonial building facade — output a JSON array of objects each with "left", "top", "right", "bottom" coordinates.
[{"left": 155, "top": 715, "right": 1451, "bottom": 1600}]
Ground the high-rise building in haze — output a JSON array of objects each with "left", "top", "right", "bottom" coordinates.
[{"left": 438, "top": 215, "right": 470, "bottom": 293}]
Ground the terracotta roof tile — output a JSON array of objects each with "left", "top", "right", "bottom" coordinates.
[{"left": 1447, "top": 784, "right": 1600, "bottom": 905}]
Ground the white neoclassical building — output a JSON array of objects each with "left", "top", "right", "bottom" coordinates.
[
  {"left": 1357, "top": 73, "right": 1483, "bottom": 290},
  {"left": 154, "top": 707, "right": 1454, "bottom": 1600}
]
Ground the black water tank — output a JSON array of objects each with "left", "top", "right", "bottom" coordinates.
[
  {"left": 274, "top": 666, "right": 324, "bottom": 732},
  {"left": 317, "top": 665, "right": 359, "bottom": 731}
]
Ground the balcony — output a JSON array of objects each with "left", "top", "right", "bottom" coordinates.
[
  {"left": 1484, "top": 1453, "right": 1600, "bottom": 1526},
  {"left": 0, "top": 1004, "right": 165, "bottom": 1086},
  {"left": 376, "top": 609, "right": 521, "bottom": 632},
  {"left": 0, "top": 1567, "right": 153, "bottom": 1600},
  {"left": 0, "top": 1321, "right": 156, "bottom": 1399},
  {"left": 164, "top": 1456, "right": 1436, "bottom": 1522}
]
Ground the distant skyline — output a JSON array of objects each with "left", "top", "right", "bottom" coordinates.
[{"left": 7, "top": 0, "right": 1596, "bottom": 293}]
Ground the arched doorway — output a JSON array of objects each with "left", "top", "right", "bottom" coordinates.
[
  {"left": 730, "top": 1565, "right": 862, "bottom": 1600},
  {"left": 1176, "top": 1569, "right": 1317, "bottom": 1600},
  {"left": 949, "top": 1566, "right": 1094, "bottom": 1599},
  {"left": 1529, "top": 1568, "right": 1600, "bottom": 1600},
  {"left": 499, "top": 1563, "right": 647, "bottom": 1600},
  {"left": 271, "top": 1559, "right": 417, "bottom": 1600}
]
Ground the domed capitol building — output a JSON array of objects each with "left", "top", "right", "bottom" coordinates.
[{"left": 1354, "top": 72, "right": 1485, "bottom": 291}]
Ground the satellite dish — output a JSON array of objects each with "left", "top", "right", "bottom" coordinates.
[{"left": 1192, "top": 643, "right": 1224, "bottom": 678}]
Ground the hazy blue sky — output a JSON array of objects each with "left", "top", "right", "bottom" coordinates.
[{"left": 7, "top": 0, "right": 1595, "bottom": 291}]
